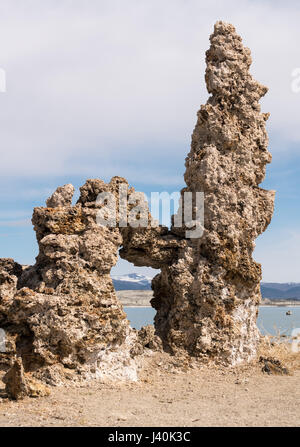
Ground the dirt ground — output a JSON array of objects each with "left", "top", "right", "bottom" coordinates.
[{"left": 0, "top": 351, "right": 299, "bottom": 427}]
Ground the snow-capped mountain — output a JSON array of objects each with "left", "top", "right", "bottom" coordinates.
[
  {"left": 112, "top": 273, "right": 152, "bottom": 291},
  {"left": 112, "top": 276, "right": 300, "bottom": 298}
]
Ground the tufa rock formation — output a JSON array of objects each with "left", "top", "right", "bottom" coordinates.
[
  {"left": 0, "top": 21, "right": 274, "bottom": 397},
  {"left": 0, "top": 178, "right": 162, "bottom": 393},
  {"left": 121, "top": 21, "right": 275, "bottom": 364}
]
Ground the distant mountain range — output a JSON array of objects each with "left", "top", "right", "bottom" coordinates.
[
  {"left": 112, "top": 273, "right": 152, "bottom": 291},
  {"left": 261, "top": 283, "right": 300, "bottom": 300},
  {"left": 112, "top": 275, "right": 300, "bottom": 300}
]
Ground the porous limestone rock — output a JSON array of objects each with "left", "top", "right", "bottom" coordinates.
[
  {"left": 0, "top": 259, "right": 22, "bottom": 303},
  {"left": 121, "top": 21, "right": 275, "bottom": 365},
  {"left": 46, "top": 184, "right": 75, "bottom": 208},
  {"left": 0, "top": 259, "right": 23, "bottom": 369},
  {"left": 3, "top": 357, "right": 50, "bottom": 400},
  {"left": 165, "top": 21, "right": 274, "bottom": 363},
  {"left": 0, "top": 178, "right": 160, "bottom": 392}
]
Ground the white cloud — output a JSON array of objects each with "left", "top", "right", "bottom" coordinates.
[
  {"left": 0, "top": 0, "right": 298, "bottom": 182},
  {"left": 0, "top": 210, "right": 31, "bottom": 219},
  {"left": 0, "top": 218, "right": 31, "bottom": 227},
  {"left": 254, "top": 228, "right": 300, "bottom": 282},
  {"left": 111, "top": 257, "right": 158, "bottom": 278}
]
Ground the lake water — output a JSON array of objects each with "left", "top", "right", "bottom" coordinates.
[{"left": 124, "top": 306, "right": 300, "bottom": 336}]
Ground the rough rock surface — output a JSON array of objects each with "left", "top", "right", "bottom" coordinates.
[
  {"left": 0, "top": 178, "right": 159, "bottom": 392},
  {"left": 0, "top": 259, "right": 24, "bottom": 370},
  {"left": 0, "top": 259, "right": 23, "bottom": 303},
  {"left": 121, "top": 21, "right": 274, "bottom": 365},
  {"left": 3, "top": 357, "right": 50, "bottom": 400},
  {"left": 46, "top": 184, "right": 75, "bottom": 208}
]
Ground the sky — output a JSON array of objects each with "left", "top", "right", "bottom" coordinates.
[{"left": 0, "top": 0, "right": 299, "bottom": 281}]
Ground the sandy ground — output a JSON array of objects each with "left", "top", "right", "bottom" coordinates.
[{"left": 0, "top": 351, "right": 299, "bottom": 427}]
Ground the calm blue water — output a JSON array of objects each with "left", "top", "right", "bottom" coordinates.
[
  {"left": 124, "top": 306, "right": 300, "bottom": 336},
  {"left": 125, "top": 307, "right": 156, "bottom": 330}
]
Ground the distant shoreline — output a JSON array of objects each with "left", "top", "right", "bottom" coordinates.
[
  {"left": 123, "top": 305, "right": 152, "bottom": 308},
  {"left": 260, "top": 304, "right": 300, "bottom": 307},
  {"left": 260, "top": 301, "right": 300, "bottom": 307},
  {"left": 123, "top": 304, "right": 300, "bottom": 308},
  {"left": 117, "top": 290, "right": 300, "bottom": 308}
]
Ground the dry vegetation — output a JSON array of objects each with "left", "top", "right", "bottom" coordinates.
[{"left": 258, "top": 335, "right": 300, "bottom": 373}]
